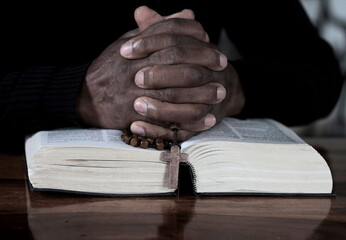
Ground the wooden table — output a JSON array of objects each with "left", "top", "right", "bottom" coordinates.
[{"left": 1, "top": 138, "right": 346, "bottom": 239}]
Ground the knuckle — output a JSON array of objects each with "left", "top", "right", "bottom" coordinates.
[
  {"left": 164, "top": 33, "right": 181, "bottom": 46},
  {"left": 186, "top": 65, "right": 204, "bottom": 85},
  {"left": 190, "top": 21, "right": 206, "bottom": 40},
  {"left": 172, "top": 18, "right": 206, "bottom": 40},
  {"left": 208, "top": 49, "right": 222, "bottom": 66},
  {"left": 201, "top": 48, "right": 223, "bottom": 70},
  {"left": 155, "top": 18, "right": 177, "bottom": 31},
  {"left": 146, "top": 18, "right": 206, "bottom": 41},
  {"left": 189, "top": 105, "right": 210, "bottom": 121},
  {"left": 178, "top": 131, "right": 194, "bottom": 142},
  {"left": 146, "top": 34, "right": 178, "bottom": 50},
  {"left": 204, "top": 86, "right": 218, "bottom": 102},
  {"left": 149, "top": 47, "right": 185, "bottom": 65},
  {"left": 159, "top": 88, "right": 179, "bottom": 102},
  {"left": 148, "top": 52, "right": 163, "bottom": 65},
  {"left": 158, "top": 129, "right": 172, "bottom": 140},
  {"left": 161, "top": 18, "right": 190, "bottom": 32},
  {"left": 162, "top": 47, "right": 185, "bottom": 64}
]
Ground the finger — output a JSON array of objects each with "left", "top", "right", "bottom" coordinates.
[
  {"left": 131, "top": 121, "right": 194, "bottom": 141},
  {"left": 130, "top": 115, "right": 216, "bottom": 141},
  {"left": 134, "top": 6, "right": 195, "bottom": 32},
  {"left": 135, "top": 65, "right": 225, "bottom": 88},
  {"left": 133, "top": 97, "right": 211, "bottom": 123},
  {"left": 124, "top": 8, "right": 195, "bottom": 40},
  {"left": 150, "top": 45, "right": 227, "bottom": 71},
  {"left": 163, "top": 10, "right": 211, "bottom": 42},
  {"left": 179, "top": 113, "right": 216, "bottom": 131},
  {"left": 122, "top": 34, "right": 226, "bottom": 70},
  {"left": 120, "top": 18, "right": 208, "bottom": 58},
  {"left": 121, "top": 32, "right": 211, "bottom": 60},
  {"left": 121, "top": 28, "right": 140, "bottom": 39},
  {"left": 165, "top": 9, "right": 195, "bottom": 20},
  {"left": 144, "top": 83, "right": 226, "bottom": 104},
  {"left": 141, "top": 18, "right": 208, "bottom": 42},
  {"left": 134, "top": 6, "right": 165, "bottom": 31}
]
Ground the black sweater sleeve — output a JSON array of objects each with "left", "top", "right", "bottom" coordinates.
[
  {"left": 222, "top": 0, "right": 344, "bottom": 126},
  {"left": 0, "top": 4, "right": 111, "bottom": 152},
  {"left": 0, "top": 64, "right": 88, "bottom": 152}
]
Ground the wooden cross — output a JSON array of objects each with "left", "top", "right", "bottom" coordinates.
[{"left": 161, "top": 145, "right": 188, "bottom": 189}]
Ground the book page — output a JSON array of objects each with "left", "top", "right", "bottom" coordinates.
[
  {"left": 37, "top": 128, "right": 138, "bottom": 149},
  {"left": 25, "top": 128, "right": 170, "bottom": 195},
  {"left": 25, "top": 128, "right": 143, "bottom": 164},
  {"left": 181, "top": 118, "right": 305, "bottom": 149}
]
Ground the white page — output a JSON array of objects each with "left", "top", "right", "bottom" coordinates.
[
  {"left": 182, "top": 118, "right": 305, "bottom": 149},
  {"left": 25, "top": 128, "right": 156, "bottom": 165}
]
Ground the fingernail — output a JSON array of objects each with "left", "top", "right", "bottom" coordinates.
[
  {"left": 217, "top": 86, "right": 226, "bottom": 102},
  {"left": 205, "top": 32, "right": 209, "bottom": 42},
  {"left": 219, "top": 54, "right": 228, "bottom": 69},
  {"left": 204, "top": 114, "right": 216, "bottom": 127},
  {"left": 135, "top": 71, "right": 145, "bottom": 87},
  {"left": 120, "top": 42, "right": 132, "bottom": 57},
  {"left": 134, "top": 99, "right": 148, "bottom": 115},
  {"left": 131, "top": 124, "right": 145, "bottom": 136}
]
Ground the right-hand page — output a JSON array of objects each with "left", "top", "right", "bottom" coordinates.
[
  {"left": 182, "top": 118, "right": 305, "bottom": 147},
  {"left": 180, "top": 118, "right": 333, "bottom": 195}
]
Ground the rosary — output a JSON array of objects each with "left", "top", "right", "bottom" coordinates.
[{"left": 121, "top": 124, "right": 188, "bottom": 189}]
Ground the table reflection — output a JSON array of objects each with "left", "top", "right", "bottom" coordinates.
[{"left": 26, "top": 185, "right": 331, "bottom": 240}]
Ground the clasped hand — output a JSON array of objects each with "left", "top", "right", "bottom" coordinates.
[{"left": 77, "top": 6, "right": 245, "bottom": 141}]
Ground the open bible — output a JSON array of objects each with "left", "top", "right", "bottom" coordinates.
[{"left": 24, "top": 118, "right": 333, "bottom": 196}]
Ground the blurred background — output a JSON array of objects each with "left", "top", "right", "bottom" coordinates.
[
  {"left": 293, "top": 0, "right": 346, "bottom": 137},
  {"left": 219, "top": 0, "right": 346, "bottom": 137}
]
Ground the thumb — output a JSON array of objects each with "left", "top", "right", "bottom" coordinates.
[
  {"left": 165, "top": 9, "right": 195, "bottom": 20},
  {"left": 134, "top": 6, "right": 164, "bottom": 31},
  {"left": 134, "top": 6, "right": 195, "bottom": 32}
]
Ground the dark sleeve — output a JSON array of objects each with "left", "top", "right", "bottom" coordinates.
[
  {"left": 0, "top": 4, "right": 112, "bottom": 153},
  {"left": 223, "top": 0, "right": 344, "bottom": 126},
  {"left": 0, "top": 64, "right": 88, "bottom": 152}
]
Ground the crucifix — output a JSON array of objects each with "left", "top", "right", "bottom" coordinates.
[
  {"left": 121, "top": 124, "right": 188, "bottom": 189},
  {"left": 161, "top": 126, "right": 188, "bottom": 189}
]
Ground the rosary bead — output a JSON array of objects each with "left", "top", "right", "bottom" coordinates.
[
  {"left": 156, "top": 141, "right": 165, "bottom": 150},
  {"left": 130, "top": 137, "right": 140, "bottom": 147},
  {"left": 120, "top": 125, "right": 180, "bottom": 151},
  {"left": 121, "top": 133, "right": 131, "bottom": 145},
  {"left": 140, "top": 140, "right": 149, "bottom": 149}
]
